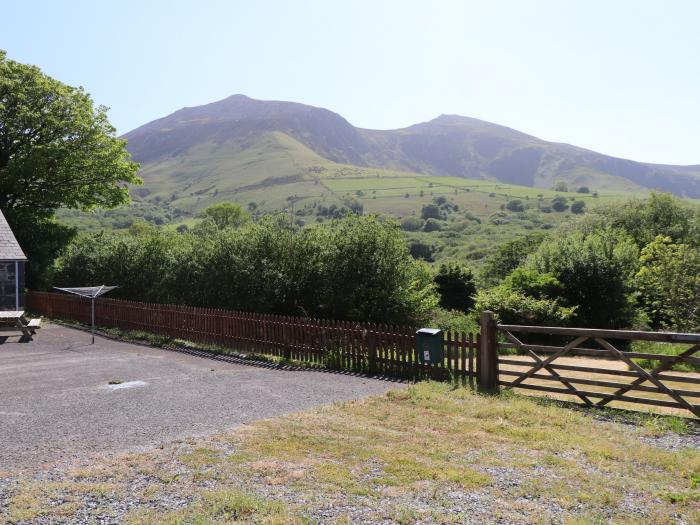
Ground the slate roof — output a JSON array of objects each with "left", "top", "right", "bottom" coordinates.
[{"left": 0, "top": 210, "right": 27, "bottom": 261}]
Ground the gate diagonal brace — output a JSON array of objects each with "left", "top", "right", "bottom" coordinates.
[
  {"left": 501, "top": 330, "right": 594, "bottom": 406},
  {"left": 595, "top": 338, "right": 700, "bottom": 418}
]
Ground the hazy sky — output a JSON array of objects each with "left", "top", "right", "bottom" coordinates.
[{"left": 4, "top": 0, "right": 699, "bottom": 164}]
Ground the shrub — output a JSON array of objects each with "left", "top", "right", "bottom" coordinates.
[
  {"left": 527, "top": 230, "right": 640, "bottom": 328},
  {"left": 433, "top": 263, "right": 477, "bottom": 312},
  {"left": 400, "top": 216, "right": 424, "bottom": 232},
  {"left": 421, "top": 203, "right": 444, "bottom": 220},
  {"left": 423, "top": 218, "right": 444, "bottom": 232},
  {"left": 506, "top": 199, "right": 525, "bottom": 212},
  {"left": 636, "top": 236, "right": 700, "bottom": 332},
  {"left": 56, "top": 216, "right": 438, "bottom": 325},
  {"left": 571, "top": 200, "right": 586, "bottom": 214}
]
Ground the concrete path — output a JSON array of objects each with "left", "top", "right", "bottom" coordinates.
[{"left": 0, "top": 323, "right": 399, "bottom": 471}]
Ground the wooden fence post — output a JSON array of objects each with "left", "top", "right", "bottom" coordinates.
[
  {"left": 478, "top": 311, "right": 499, "bottom": 392},
  {"left": 367, "top": 328, "right": 377, "bottom": 375}
]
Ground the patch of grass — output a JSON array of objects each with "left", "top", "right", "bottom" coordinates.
[
  {"left": 631, "top": 340, "right": 700, "bottom": 372},
  {"left": 126, "top": 488, "right": 306, "bottom": 524},
  {"left": 6, "top": 383, "right": 700, "bottom": 523},
  {"left": 108, "top": 379, "right": 123, "bottom": 385}
]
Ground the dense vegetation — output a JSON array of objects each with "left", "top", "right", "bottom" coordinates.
[
  {"left": 56, "top": 214, "right": 437, "bottom": 325},
  {"left": 477, "top": 193, "right": 700, "bottom": 333},
  {"left": 52, "top": 193, "right": 700, "bottom": 333}
]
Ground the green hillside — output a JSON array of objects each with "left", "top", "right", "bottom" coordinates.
[
  {"left": 123, "top": 95, "right": 700, "bottom": 199},
  {"left": 59, "top": 129, "right": 649, "bottom": 266},
  {"left": 57, "top": 94, "right": 700, "bottom": 266}
]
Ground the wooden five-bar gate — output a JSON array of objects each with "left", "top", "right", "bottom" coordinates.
[
  {"left": 479, "top": 311, "right": 700, "bottom": 417},
  {"left": 27, "top": 293, "right": 700, "bottom": 418}
]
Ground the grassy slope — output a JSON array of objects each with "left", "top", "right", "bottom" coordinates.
[
  {"left": 3, "top": 383, "right": 699, "bottom": 524},
  {"left": 59, "top": 131, "right": 658, "bottom": 265}
]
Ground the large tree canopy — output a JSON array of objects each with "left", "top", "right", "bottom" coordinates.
[
  {"left": 0, "top": 50, "right": 140, "bottom": 217},
  {"left": 0, "top": 50, "right": 140, "bottom": 288}
]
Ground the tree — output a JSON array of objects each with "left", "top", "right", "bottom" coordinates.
[
  {"left": 421, "top": 203, "right": 444, "bottom": 220},
  {"left": 553, "top": 181, "right": 569, "bottom": 192},
  {"left": 528, "top": 230, "right": 639, "bottom": 328},
  {"left": 480, "top": 232, "right": 546, "bottom": 284},
  {"left": 198, "top": 202, "right": 250, "bottom": 229},
  {"left": 422, "top": 218, "right": 443, "bottom": 232},
  {"left": 400, "top": 216, "right": 424, "bottom": 232},
  {"left": 551, "top": 196, "right": 569, "bottom": 212},
  {"left": 0, "top": 50, "right": 140, "bottom": 286},
  {"left": 595, "top": 193, "right": 699, "bottom": 248},
  {"left": 433, "top": 263, "right": 476, "bottom": 312},
  {"left": 636, "top": 236, "right": 700, "bottom": 331},
  {"left": 506, "top": 199, "right": 525, "bottom": 212},
  {"left": 571, "top": 200, "right": 586, "bottom": 214},
  {"left": 577, "top": 186, "right": 590, "bottom": 194}
]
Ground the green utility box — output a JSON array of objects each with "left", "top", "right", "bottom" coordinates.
[{"left": 416, "top": 328, "right": 444, "bottom": 364}]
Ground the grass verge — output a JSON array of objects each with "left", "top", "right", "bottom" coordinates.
[{"left": 2, "top": 383, "right": 700, "bottom": 524}]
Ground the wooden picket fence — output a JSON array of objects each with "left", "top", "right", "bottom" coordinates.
[{"left": 27, "top": 292, "right": 476, "bottom": 383}]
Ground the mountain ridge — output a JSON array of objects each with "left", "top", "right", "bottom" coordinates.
[{"left": 123, "top": 95, "right": 700, "bottom": 199}]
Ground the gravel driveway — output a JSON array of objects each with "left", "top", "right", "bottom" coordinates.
[{"left": 0, "top": 323, "right": 398, "bottom": 471}]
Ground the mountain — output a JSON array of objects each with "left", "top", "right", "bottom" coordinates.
[{"left": 123, "top": 95, "right": 700, "bottom": 210}]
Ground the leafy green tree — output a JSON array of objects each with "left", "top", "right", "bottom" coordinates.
[
  {"left": 481, "top": 233, "right": 546, "bottom": 284},
  {"left": 636, "top": 236, "right": 700, "bottom": 331},
  {"left": 56, "top": 215, "right": 437, "bottom": 325},
  {"left": 400, "top": 216, "right": 424, "bottom": 232},
  {"left": 433, "top": 263, "right": 476, "bottom": 312},
  {"left": 576, "top": 186, "right": 590, "bottom": 194},
  {"left": 422, "top": 218, "right": 443, "bottom": 232},
  {"left": 0, "top": 50, "right": 140, "bottom": 286},
  {"left": 421, "top": 203, "right": 444, "bottom": 220},
  {"left": 595, "top": 192, "right": 700, "bottom": 247},
  {"left": 571, "top": 200, "right": 586, "bottom": 214},
  {"left": 505, "top": 199, "right": 525, "bottom": 212},
  {"left": 553, "top": 181, "right": 569, "bottom": 192},
  {"left": 528, "top": 230, "right": 639, "bottom": 328},
  {"left": 198, "top": 202, "right": 250, "bottom": 229},
  {"left": 551, "top": 196, "right": 569, "bottom": 212}
]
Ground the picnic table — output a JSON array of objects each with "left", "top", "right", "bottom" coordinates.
[{"left": 0, "top": 311, "right": 41, "bottom": 339}]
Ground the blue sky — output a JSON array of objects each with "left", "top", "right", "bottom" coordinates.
[{"left": 4, "top": 0, "right": 699, "bottom": 165}]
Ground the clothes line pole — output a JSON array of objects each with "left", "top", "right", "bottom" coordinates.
[{"left": 53, "top": 285, "right": 116, "bottom": 344}]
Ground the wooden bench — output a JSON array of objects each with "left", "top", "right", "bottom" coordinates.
[{"left": 27, "top": 318, "right": 41, "bottom": 329}]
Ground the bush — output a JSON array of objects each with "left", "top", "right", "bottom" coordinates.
[
  {"left": 421, "top": 203, "right": 444, "bottom": 220},
  {"left": 475, "top": 287, "right": 575, "bottom": 327},
  {"left": 506, "top": 199, "right": 525, "bottom": 212},
  {"left": 433, "top": 263, "right": 476, "bottom": 312},
  {"left": 636, "top": 236, "right": 700, "bottom": 332},
  {"left": 409, "top": 241, "right": 435, "bottom": 262},
  {"left": 400, "top": 216, "right": 424, "bottom": 232},
  {"left": 527, "top": 230, "right": 639, "bottom": 328},
  {"left": 571, "top": 200, "right": 586, "bottom": 214},
  {"left": 56, "top": 216, "right": 438, "bottom": 325},
  {"left": 423, "top": 218, "right": 444, "bottom": 232},
  {"left": 481, "top": 233, "right": 546, "bottom": 284}
]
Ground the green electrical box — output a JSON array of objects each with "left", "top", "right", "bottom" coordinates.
[{"left": 416, "top": 328, "right": 444, "bottom": 364}]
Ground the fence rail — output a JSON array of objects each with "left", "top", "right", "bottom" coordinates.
[
  {"left": 27, "top": 292, "right": 475, "bottom": 383},
  {"left": 479, "top": 311, "right": 700, "bottom": 418},
  {"left": 28, "top": 294, "right": 700, "bottom": 417}
]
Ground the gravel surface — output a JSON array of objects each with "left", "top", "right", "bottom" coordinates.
[{"left": 0, "top": 323, "right": 400, "bottom": 471}]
